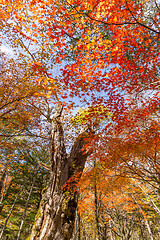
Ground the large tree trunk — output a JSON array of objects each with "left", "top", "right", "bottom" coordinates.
[{"left": 29, "top": 106, "right": 92, "bottom": 240}]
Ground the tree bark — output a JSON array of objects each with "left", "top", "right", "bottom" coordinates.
[
  {"left": 0, "top": 172, "right": 7, "bottom": 205},
  {"left": 77, "top": 213, "right": 81, "bottom": 240},
  {"left": 29, "top": 106, "right": 93, "bottom": 240},
  {"left": 0, "top": 169, "right": 6, "bottom": 195},
  {"left": 0, "top": 179, "right": 13, "bottom": 213},
  {"left": 131, "top": 194, "right": 154, "bottom": 240}
]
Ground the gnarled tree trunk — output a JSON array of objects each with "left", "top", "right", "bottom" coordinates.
[{"left": 29, "top": 106, "right": 92, "bottom": 240}]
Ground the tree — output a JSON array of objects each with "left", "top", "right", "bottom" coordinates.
[
  {"left": 0, "top": 141, "right": 49, "bottom": 239},
  {"left": 99, "top": 105, "right": 160, "bottom": 193},
  {"left": 0, "top": 0, "right": 159, "bottom": 239},
  {"left": 29, "top": 105, "right": 94, "bottom": 239},
  {"left": 77, "top": 162, "right": 160, "bottom": 240}
]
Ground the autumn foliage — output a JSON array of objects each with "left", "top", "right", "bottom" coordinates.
[{"left": 0, "top": 0, "right": 160, "bottom": 239}]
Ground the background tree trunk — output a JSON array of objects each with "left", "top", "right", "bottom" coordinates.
[
  {"left": 17, "top": 170, "right": 38, "bottom": 240},
  {"left": 29, "top": 106, "right": 92, "bottom": 240}
]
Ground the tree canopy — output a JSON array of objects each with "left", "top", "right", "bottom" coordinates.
[{"left": 0, "top": 0, "right": 160, "bottom": 239}]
